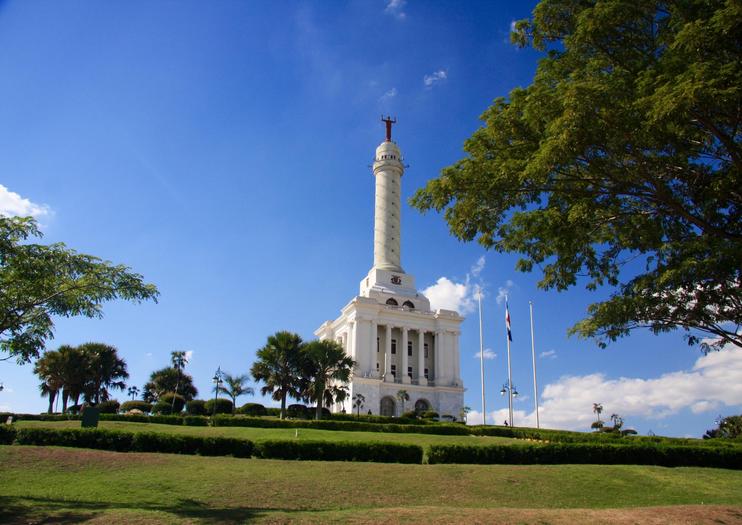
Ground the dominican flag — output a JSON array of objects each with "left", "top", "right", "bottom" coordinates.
[{"left": 505, "top": 301, "right": 513, "bottom": 342}]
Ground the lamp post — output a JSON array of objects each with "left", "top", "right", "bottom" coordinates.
[
  {"left": 212, "top": 367, "right": 223, "bottom": 416},
  {"left": 500, "top": 381, "right": 519, "bottom": 426}
]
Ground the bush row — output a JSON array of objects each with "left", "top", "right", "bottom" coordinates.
[
  {"left": 8, "top": 427, "right": 253, "bottom": 457},
  {"left": 427, "top": 442, "right": 742, "bottom": 469},
  {"left": 209, "top": 415, "right": 471, "bottom": 435},
  {"left": 1, "top": 426, "right": 422, "bottom": 463},
  {"left": 256, "top": 439, "right": 422, "bottom": 463}
]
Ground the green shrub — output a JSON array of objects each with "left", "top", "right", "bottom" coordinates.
[
  {"left": 0, "top": 425, "right": 17, "bottom": 444},
  {"left": 287, "top": 404, "right": 309, "bottom": 419},
  {"left": 204, "top": 398, "right": 233, "bottom": 415},
  {"left": 96, "top": 400, "right": 120, "bottom": 414},
  {"left": 183, "top": 416, "right": 209, "bottom": 426},
  {"left": 185, "top": 400, "right": 207, "bottom": 416},
  {"left": 67, "top": 405, "right": 83, "bottom": 415},
  {"left": 120, "top": 401, "right": 152, "bottom": 413},
  {"left": 421, "top": 411, "right": 439, "bottom": 419},
  {"left": 401, "top": 411, "right": 418, "bottom": 419},
  {"left": 237, "top": 403, "right": 267, "bottom": 416},
  {"left": 14, "top": 427, "right": 254, "bottom": 458},
  {"left": 154, "top": 393, "right": 186, "bottom": 414},
  {"left": 266, "top": 407, "right": 281, "bottom": 417},
  {"left": 426, "top": 442, "right": 742, "bottom": 469},
  {"left": 256, "top": 439, "right": 423, "bottom": 463}
]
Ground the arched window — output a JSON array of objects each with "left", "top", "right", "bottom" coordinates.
[
  {"left": 402, "top": 300, "right": 414, "bottom": 309},
  {"left": 414, "top": 399, "right": 431, "bottom": 414},
  {"left": 380, "top": 396, "right": 396, "bottom": 417},
  {"left": 386, "top": 298, "right": 398, "bottom": 306}
]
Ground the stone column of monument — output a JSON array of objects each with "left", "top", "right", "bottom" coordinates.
[{"left": 373, "top": 117, "right": 404, "bottom": 272}]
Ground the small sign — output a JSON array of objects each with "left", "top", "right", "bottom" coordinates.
[
  {"left": 81, "top": 406, "right": 100, "bottom": 428},
  {"left": 391, "top": 275, "right": 402, "bottom": 285}
]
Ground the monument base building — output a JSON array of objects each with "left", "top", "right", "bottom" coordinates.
[{"left": 315, "top": 119, "right": 464, "bottom": 418}]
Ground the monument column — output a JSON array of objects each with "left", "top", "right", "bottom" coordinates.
[
  {"left": 373, "top": 117, "right": 404, "bottom": 272},
  {"left": 369, "top": 320, "right": 377, "bottom": 376},
  {"left": 434, "top": 330, "right": 441, "bottom": 383},
  {"left": 401, "top": 327, "right": 410, "bottom": 384},
  {"left": 385, "top": 324, "right": 393, "bottom": 380},
  {"left": 417, "top": 330, "right": 427, "bottom": 385}
]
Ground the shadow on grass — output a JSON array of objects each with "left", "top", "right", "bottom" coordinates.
[{"left": 0, "top": 495, "right": 308, "bottom": 524}]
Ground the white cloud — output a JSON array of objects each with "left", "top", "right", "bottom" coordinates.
[
  {"left": 472, "top": 345, "right": 742, "bottom": 431},
  {"left": 474, "top": 348, "right": 496, "bottom": 360},
  {"left": 422, "top": 277, "right": 475, "bottom": 315},
  {"left": 509, "top": 20, "right": 517, "bottom": 32},
  {"left": 0, "top": 185, "right": 51, "bottom": 219},
  {"left": 539, "top": 349, "right": 557, "bottom": 359},
  {"left": 185, "top": 350, "right": 194, "bottom": 362},
  {"left": 384, "top": 0, "right": 406, "bottom": 20},
  {"left": 145, "top": 352, "right": 153, "bottom": 358},
  {"left": 470, "top": 255, "right": 485, "bottom": 278},
  {"left": 422, "top": 256, "right": 487, "bottom": 315},
  {"left": 496, "top": 280, "right": 515, "bottom": 305},
  {"left": 423, "top": 69, "right": 447, "bottom": 88},
  {"left": 380, "top": 87, "right": 397, "bottom": 102}
]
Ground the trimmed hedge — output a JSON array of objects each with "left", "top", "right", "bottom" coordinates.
[
  {"left": 0, "top": 425, "right": 17, "bottom": 444},
  {"left": 205, "top": 398, "right": 233, "bottom": 415},
  {"left": 256, "top": 439, "right": 423, "bottom": 463},
  {"left": 186, "top": 400, "right": 207, "bottom": 416},
  {"left": 120, "top": 401, "right": 152, "bottom": 414},
  {"left": 427, "top": 442, "right": 742, "bottom": 469},
  {"left": 209, "top": 415, "right": 471, "bottom": 435},
  {"left": 237, "top": 403, "right": 267, "bottom": 416},
  {"left": 13, "top": 427, "right": 254, "bottom": 458},
  {"left": 96, "top": 400, "right": 120, "bottom": 414}
]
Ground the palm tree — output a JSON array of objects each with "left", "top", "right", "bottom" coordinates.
[
  {"left": 171, "top": 351, "right": 189, "bottom": 412},
  {"left": 352, "top": 393, "right": 366, "bottom": 417},
  {"left": 301, "top": 339, "right": 355, "bottom": 420},
  {"left": 34, "top": 351, "right": 65, "bottom": 413},
  {"left": 460, "top": 406, "right": 471, "bottom": 423},
  {"left": 216, "top": 373, "right": 254, "bottom": 412},
  {"left": 396, "top": 389, "right": 410, "bottom": 416},
  {"left": 127, "top": 386, "right": 140, "bottom": 400},
  {"left": 251, "top": 331, "right": 305, "bottom": 420},
  {"left": 58, "top": 344, "right": 86, "bottom": 412},
  {"left": 593, "top": 403, "right": 603, "bottom": 423},
  {"left": 78, "top": 342, "right": 129, "bottom": 404},
  {"left": 143, "top": 367, "right": 197, "bottom": 402}
]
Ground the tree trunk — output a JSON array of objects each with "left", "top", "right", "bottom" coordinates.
[
  {"left": 62, "top": 390, "right": 69, "bottom": 413},
  {"left": 316, "top": 383, "right": 324, "bottom": 420},
  {"left": 47, "top": 390, "right": 56, "bottom": 414},
  {"left": 280, "top": 392, "right": 286, "bottom": 420}
]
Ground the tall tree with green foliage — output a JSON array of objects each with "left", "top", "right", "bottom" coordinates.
[
  {"left": 0, "top": 216, "right": 159, "bottom": 364},
  {"left": 301, "top": 339, "right": 355, "bottom": 420},
  {"left": 58, "top": 344, "right": 87, "bottom": 412},
  {"left": 170, "top": 351, "right": 189, "bottom": 412},
  {"left": 78, "top": 342, "right": 128, "bottom": 404},
  {"left": 411, "top": 0, "right": 741, "bottom": 351},
  {"left": 33, "top": 350, "right": 65, "bottom": 413},
  {"left": 216, "top": 373, "right": 254, "bottom": 413},
  {"left": 143, "top": 366, "right": 198, "bottom": 402},
  {"left": 251, "top": 331, "right": 304, "bottom": 420}
]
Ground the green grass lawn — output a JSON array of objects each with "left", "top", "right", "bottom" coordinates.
[
  {"left": 14, "top": 419, "right": 521, "bottom": 448},
  {"left": 1, "top": 445, "right": 741, "bottom": 524}
]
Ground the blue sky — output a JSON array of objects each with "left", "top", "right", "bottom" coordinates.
[{"left": 1, "top": 0, "right": 739, "bottom": 437}]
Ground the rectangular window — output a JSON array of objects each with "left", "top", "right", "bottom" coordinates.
[
  {"left": 377, "top": 337, "right": 380, "bottom": 352},
  {"left": 424, "top": 343, "right": 429, "bottom": 358},
  {"left": 407, "top": 366, "right": 412, "bottom": 378},
  {"left": 391, "top": 364, "right": 396, "bottom": 377},
  {"left": 391, "top": 339, "right": 397, "bottom": 354},
  {"left": 424, "top": 368, "right": 429, "bottom": 379},
  {"left": 407, "top": 341, "right": 412, "bottom": 356}
]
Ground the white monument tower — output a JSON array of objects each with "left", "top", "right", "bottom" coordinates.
[{"left": 315, "top": 118, "right": 464, "bottom": 418}]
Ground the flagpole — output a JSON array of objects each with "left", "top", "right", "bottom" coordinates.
[
  {"left": 506, "top": 296, "right": 514, "bottom": 427},
  {"left": 530, "top": 301, "right": 540, "bottom": 429},
  {"left": 478, "top": 288, "right": 486, "bottom": 425}
]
